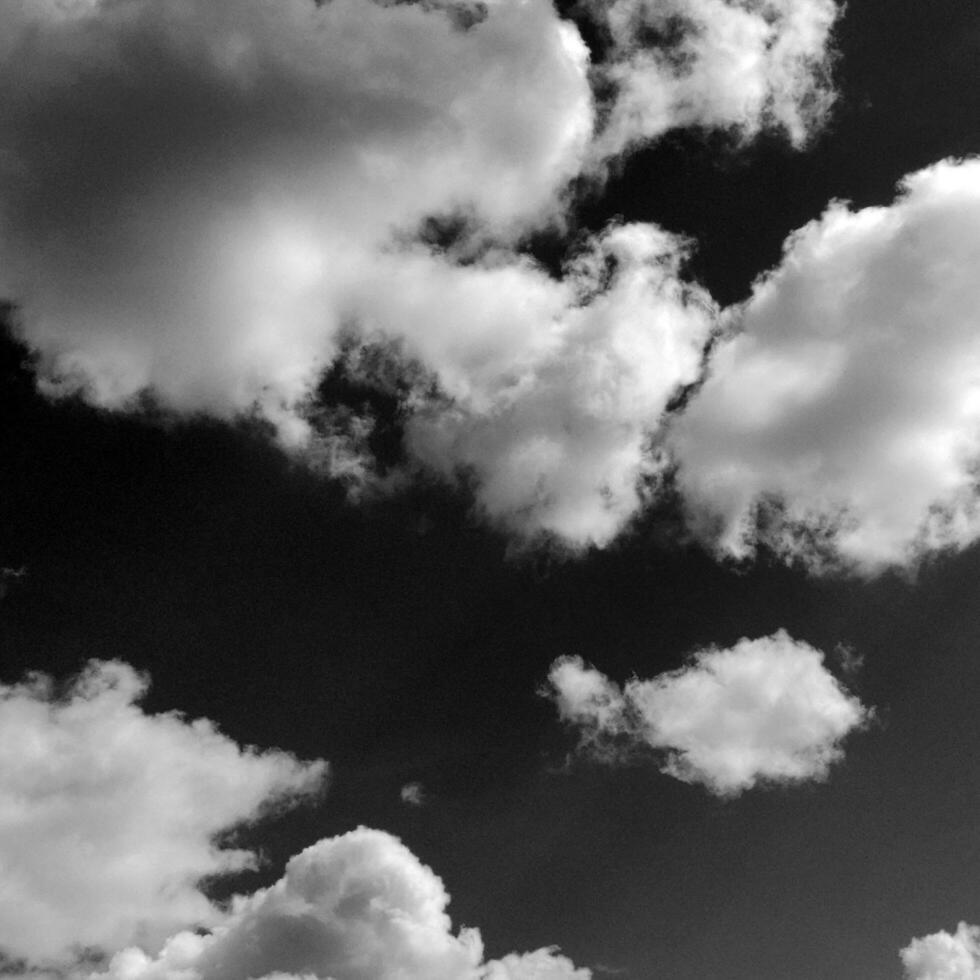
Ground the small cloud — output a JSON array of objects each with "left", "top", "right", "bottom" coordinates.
[
  {"left": 835, "top": 642, "right": 865, "bottom": 678},
  {"left": 0, "top": 566, "right": 26, "bottom": 600},
  {"left": 400, "top": 782, "right": 426, "bottom": 807},
  {"left": 587, "top": 0, "right": 840, "bottom": 164},
  {"left": 544, "top": 631, "right": 870, "bottom": 797}
]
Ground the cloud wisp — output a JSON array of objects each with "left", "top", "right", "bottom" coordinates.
[
  {"left": 545, "top": 631, "right": 869, "bottom": 796},
  {"left": 0, "top": 0, "right": 841, "bottom": 552}
]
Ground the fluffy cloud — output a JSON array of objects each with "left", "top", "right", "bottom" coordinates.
[
  {"left": 901, "top": 923, "right": 980, "bottom": 980},
  {"left": 0, "top": 662, "right": 586, "bottom": 980},
  {"left": 0, "top": 0, "right": 593, "bottom": 439},
  {"left": 545, "top": 631, "right": 868, "bottom": 795},
  {"left": 95, "top": 828, "right": 589, "bottom": 980},
  {"left": 672, "top": 158, "right": 980, "bottom": 573},
  {"left": 0, "top": 660, "right": 327, "bottom": 966},
  {"left": 588, "top": 0, "right": 840, "bottom": 162},
  {"left": 0, "top": 0, "right": 843, "bottom": 550}
]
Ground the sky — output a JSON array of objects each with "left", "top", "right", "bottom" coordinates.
[{"left": 1, "top": 0, "right": 980, "bottom": 978}]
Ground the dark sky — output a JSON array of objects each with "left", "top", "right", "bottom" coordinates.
[{"left": 2, "top": 1, "right": 980, "bottom": 979}]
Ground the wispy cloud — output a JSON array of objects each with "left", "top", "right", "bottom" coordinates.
[
  {"left": 94, "top": 828, "right": 589, "bottom": 980},
  {"left": 587, "top": 0, "right": 840, "bottom": 163}
]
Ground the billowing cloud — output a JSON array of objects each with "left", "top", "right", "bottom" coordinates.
[
  {"left": 0, "top": 660, "right": 327, "bottom": 965},
  {"left": 901, "top": 923, "right": 980, "bottom": 980},
  {"left": 0, "top": 0, "right": 841, "bottom": 550},
  {"left": 588, "top": 0, "right": 840, "bottom": 162},
  {"left": 95, "top": 828, "right": 589, "bottom": 980},
  {"left": 545, "top": 631, "right": 868, "bottom": 795},
  {"left": 672, "top": 157, "right": 980, "bottom": 574}
]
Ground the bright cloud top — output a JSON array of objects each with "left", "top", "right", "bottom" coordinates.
[
  {"left": 0, "top": 0, "right": 840, "bottom": 551},
  {"left": 0, "top": 660, "right": 327, "bottom": 965},
  {"left": 96, "top": 827, "right": 590, "bottom": 980},
  {"left": 673, "top": 157, "right": 980, "bottom": 574},
  {"left": 546, "top": 631, "right": 868, "bottom": 795},
  {"left": 901, "top": 923, "right": 980, "bottom": 980}
]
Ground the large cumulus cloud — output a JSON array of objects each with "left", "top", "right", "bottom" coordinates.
[
  {"left": 0, "top": 660, "right": 327, "bottom": 965},
  {"left": 0, "top": 0, "right": 592, "bottom": 435},
  {"left": 545, "top": 631, "right": 869, "bottom": 795},
  {"left": 0, "top": 0, "right": 840, "bottom": 550},
  {"left": 672, "top": 158, "right": 980, "bottom": 574},
  {"left": 96, "top": 828, "right": 589, "bottom": 980}
]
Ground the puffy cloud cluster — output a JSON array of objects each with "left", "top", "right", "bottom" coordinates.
[
  {"left": 545, "top": 631, "right": 868, "bottom": 795},
  {"left": 588, "top": 0, "right": 840, "bottom": 162},
  {"left": 96, "top": 828, "right": 589, "bottom": 980},
  {"left": 901, "top": 923, "right": 980, "bottom": 980},
  {"left": 0, "top": 0, "right": 843, "bottom": 550},
  {"left": 672, "top": 158, "right": 980, "bottom": 574},
  {"left": 0, "top": 660, "right": 327, "bottom": 965},
  {"left": 0, "top": 661, "right": 587, "bottom": 980}
]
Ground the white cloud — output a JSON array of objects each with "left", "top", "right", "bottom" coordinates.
[
  {"left": 0, "top": 664, "right": 587, "bottom": 980},
  {"left": 672, "top": 157, "right": 980, "bottom": 574},
  {"left": 901, "top": 923, "right": 980, "bottom": 980},
  {"left": 0, "top": 660, "right": 327, "bottom": 966},
  {"left": 587, "top": 0, "right": 840, "bottom": 162},
  {"left": 0, "top": 0, "right": 593, "bottom": 437},
  {"left": 93, "top": 828, "right": 589, "bottom": 980},
  {"left": 393, "top": 225, "right": 715, "bottom": 547},
  {"left": 0, "top": 0, "right": 842, "bottom": 551},
  {"left": 546, "top": 631, "right": 868, "bottom": 795}
]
